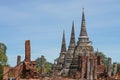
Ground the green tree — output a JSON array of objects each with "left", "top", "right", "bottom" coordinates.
[
  {"left": 94, "top": 51, "right": 108, "bottom": 65},
  {"left": 0, "top": 42, "right": 8, "bottom": 80},
  {"left": 35, "top": 57, "right": 52, "bottom": 73},
  {"left": 0, "top": 51, "right": 8, "bottom": 65}
]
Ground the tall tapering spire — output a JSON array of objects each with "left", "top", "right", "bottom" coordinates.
[
  {"left": 61, "top": 31, "right": 66, "bottom": 53},
  {"left": 79, "top": 8, "right": 89, "bottom": 42},
  {"left": 68, "top": 21, "right": 76, "bottom": 49},
  {"left": 80, "top": 8, "right": 88, "bottom": 37}
]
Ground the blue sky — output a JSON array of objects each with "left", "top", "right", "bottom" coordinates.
[{"left": 0, "top": 0, "right": 120, "bottom": 66}]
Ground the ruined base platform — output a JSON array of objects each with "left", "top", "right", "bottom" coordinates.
[{"left": 19, "top": 79, "right": 40, "bottom": 80}]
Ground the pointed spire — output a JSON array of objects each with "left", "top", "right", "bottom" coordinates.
[
  {"left": 61, "top": 31, "right": 66, "bottom": 53},
  {"left": 68, "top": 21, "right": 76, "bottom": 49},
  {"left": 80, "top": 8, "right": 88, "bottom": 37},
  {"left": 78, "top": 8, "right": 90, "bottom": 43}
]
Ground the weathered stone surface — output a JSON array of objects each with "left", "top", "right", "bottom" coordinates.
[{"left": 22, "top": 61, "right": 38, "bottom": 78}]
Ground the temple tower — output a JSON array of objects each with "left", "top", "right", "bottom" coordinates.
[
  {"left": 74, "top": 8, "right": 94, "bottom": 57},
  {"left": 78, "top": 8, "right": 89, "bottom": 43},
  {"left": 58, "top": 31, "right": 67, "bottom": 66},
  {"left": 68, "top": 21, "right": 76, "bottom": 57},
  {"left": 70, "top": 9, "right": 94, "bottom": 77},
  {"left": 63, "top": 21, "right": 76, "bottom": 76}
]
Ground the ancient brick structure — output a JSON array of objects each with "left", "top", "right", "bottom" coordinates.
[
  {"left": 3, "top": 40, "right": 38, "bottom": 80},
  {"left": 21, "top": 40, "right": 38, "bottom": 79},
  {"left": 3, "top": 56, "right": 22, "bottom": 80}
]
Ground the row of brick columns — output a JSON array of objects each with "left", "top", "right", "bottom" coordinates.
[
  {"left": 107, "top": 57, "right": 117, "bottom": 77},
  {"left": 79, "top": 56, "right": 97, "bottom": 80}
]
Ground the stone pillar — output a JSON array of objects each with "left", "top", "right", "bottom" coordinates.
[
  {"left": 86, "top": 56, "right": 90, "bottom": 80},
  {"left": 17, "top": 55, "right": 21, "bottom": 65},
  {"left": 113, "top": 63, "right": 117, "bottom": 76},
  {"left": 81, "top": 57, "right": 84, "bottom": 79},
  {"left": 90, "top": 58, "right": 93, "bottom": 80},
  {"left": 94, "top": 57, "right": 97, "bottom": 80},
  {"left": 40, "top": 55, "right": 46, "bottom": 75},
  {"left": 78, "top": 56, "right": 82, "bottom": 70},
  {"left": 25, "top": 40, "right": 31, "bottom": 62},
  {"left": 97, "top": 56, "right": 102, "bottom": 65},
  {"left": 107, "top": 57, "right": 112, "bottom": 77}
]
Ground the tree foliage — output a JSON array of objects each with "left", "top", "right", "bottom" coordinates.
[
  {"left": 95, "top": 50, "right": 120, "bottom": 73},
  {"left": 94, "top": 51, "right": 108, "bottom": 65},
  {"left": 35, "top": 57, "right": 52, "bottom": 73},
  {"left": 0, "top": 43, "right": 7, "bottom": 54},
  {"left": 0, "top": 51, "right": 7, "bottom": 65},
  {"left": 0, "top": 42, "right": 8, "bottom": 80}
]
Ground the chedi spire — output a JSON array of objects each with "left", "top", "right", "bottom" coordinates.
[
  {"left": 68, "top": 21, "right": 76, "bottom": 50},
  {"left": 61, "top": 31, "right": 66, "bottom": 53},
  {"left": 79, "top": 8, "right": 89, "bottom": 42}
]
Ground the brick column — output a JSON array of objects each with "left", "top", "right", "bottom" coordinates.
[
  {"left": 81, "top": 57, "right": 84, "bottom": 79},
  {"left": 25, "top": 40, "right": 31, "bottom": 62},
  {"left": 17, "top": 55, "right": 21, "bottom": 65},
  {"left": 86, "top": 56, "right": 90, "bottom": 80},
  {"left": 89, "top": 58, "right": 93, "bottom": 80},
  {"left": 107, "top": 57, "right": 112, "bottom": 77},
  {"left": 97, "top": 56, "right": 102, "bottom": 65},
  {"left": 113, "top": 63, "right": 117, "bottom": 76},
  {"left": 40, "top": 55, "right": 46, "bottom": 75},
  {"left": 94, "top": 57, "right": 97, "bottom": 80}
]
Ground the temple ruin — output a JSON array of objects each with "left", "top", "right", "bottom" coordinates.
[
  {"left": 2, "top": 9, "right": 120, "bottom": 80},
  {"left": 3, "top": 40, "right": 39, "bottom": 80},
  {"left": 52, "top": 9, "right": 119, "bottom": 80}
]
